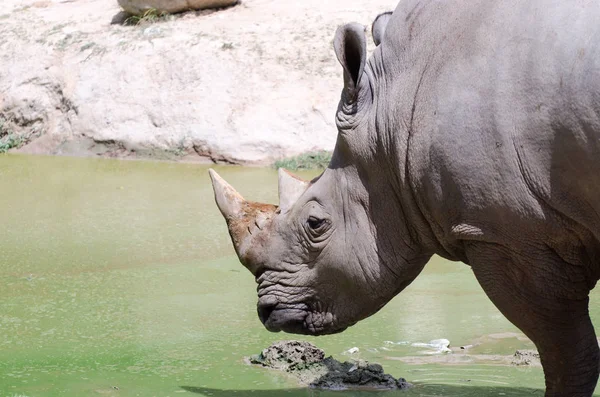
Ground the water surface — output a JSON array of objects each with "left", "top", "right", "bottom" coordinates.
[{"left": 1, "top": 154, "right": 598, "bottom": 396}]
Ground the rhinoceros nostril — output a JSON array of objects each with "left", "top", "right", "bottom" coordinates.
[
  {"left": 255, "top": 267, "right": 266, "bottom": 282},
  {"left": 257, "top": 303, "right": 276, "bottom": 324}
]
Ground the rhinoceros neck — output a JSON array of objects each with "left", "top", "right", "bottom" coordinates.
[{"left": 363, "top": 68, "right": 449, "bottom": 262}]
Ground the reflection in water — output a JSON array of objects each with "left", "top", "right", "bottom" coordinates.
[
  {"left": 0, "top": 155, "right": 597, "bottom": 396},
  {"left": 182, "top": 385, "right": 543, "bottom": 397}
]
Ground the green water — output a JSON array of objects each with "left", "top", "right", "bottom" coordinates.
[{"left": 0, "top": 154, "right": 598, "bottom": 397}]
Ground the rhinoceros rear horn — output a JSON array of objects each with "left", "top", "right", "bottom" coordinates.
[
  {"left": 278, "top": 168, "right": 309, "bottom": 212},
  {"left": 334, "top": 22, "right": 367, "bottom": 101}
]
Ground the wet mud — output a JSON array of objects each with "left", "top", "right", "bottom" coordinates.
[
  {"left": 511, "top": 350, "right": 541, "bottom": 366},
  {"left": 248, "top": 340, "right": 411, "bottom": 390}
]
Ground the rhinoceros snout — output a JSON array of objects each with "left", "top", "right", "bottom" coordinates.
[
  {"left": 260, "top": 308, "right": 308, "bottom": 334},
  {"left": 257, "top": 302, "right": 276, "bottom": 326},
  {"left": 256, "top": 295, "right": 311, "bottom": 334}
]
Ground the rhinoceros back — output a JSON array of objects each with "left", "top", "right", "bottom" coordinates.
[{"left": 382, "top": 0, "right": 600, "bottom": 268}]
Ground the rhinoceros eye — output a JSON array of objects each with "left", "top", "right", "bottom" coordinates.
[{"left": 307, "top": 217, "right": 326, "bottom": 230}]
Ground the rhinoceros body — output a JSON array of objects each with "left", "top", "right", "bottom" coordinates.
[{"left": 210, "top": 1, "right": 600, "bottom": 395}]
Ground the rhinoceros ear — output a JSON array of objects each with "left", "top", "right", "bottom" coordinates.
[
  {"left": 334, "top": 22, "right": 367, "bottom": 102},
  {"left": 372, "top": 11, "right": 393, "bottom": 46},
  {"left": 278, "top": 168, "right": 309, "bottom": 212}
]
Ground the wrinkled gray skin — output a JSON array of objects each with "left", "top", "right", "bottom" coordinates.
[{"left": 210, "top": 1, "right": 600, "bottom": 395}]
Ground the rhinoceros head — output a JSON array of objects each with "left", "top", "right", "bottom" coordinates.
[{"left": 209, "top": 19, "right": 432, "bottom": 335}]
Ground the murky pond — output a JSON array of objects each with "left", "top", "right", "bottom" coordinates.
[{"left": 1, "top": 154, "right": 599, "bottom": 396}]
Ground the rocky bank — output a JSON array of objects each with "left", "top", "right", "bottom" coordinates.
[{"left": 0, "top": 0, "right": 395, "bottom": 164}]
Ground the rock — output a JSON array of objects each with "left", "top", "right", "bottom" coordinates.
[
  {"left": 118, "top": 0, "right": 238, "bottom": 16},
  {"left": 512, "top": 350, "right": 541, "bottom": 366},
  {"left": 248, "top": 340, "right": 411, "bottom": 391},
  {"left": 342, "top": 346, "right": 359, "bottom": 355},
  {"left": 311, "top": 358, "right": 410, "bottom": 390}
]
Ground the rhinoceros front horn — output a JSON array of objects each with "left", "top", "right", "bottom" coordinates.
[
  {"left": 208, "top": 169, "right": 245, "bottom": 220},
  {"left": 208, "top": 168, "right": 251, "bottom": 257},
  {"left": 209, "top": 169, "right": 278, "bottom": 275}
]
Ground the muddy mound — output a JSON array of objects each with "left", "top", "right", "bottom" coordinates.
[
  {"left": 249, "top": 340, "right": 325, "bottom": 371},
  {"left": 248, "top": 340, "right": 411, "bottom": 390},
  {"left": 512, "top": 350, "right": 541, "bottom": 366}
]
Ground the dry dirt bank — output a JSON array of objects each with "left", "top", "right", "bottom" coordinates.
[{"left": 0, "top": 0, "right": 396, "bottom": 164}]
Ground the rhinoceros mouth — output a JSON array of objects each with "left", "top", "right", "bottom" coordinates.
[
  {"left": 256, "top": 272, "right": 348, "bottom": 335},
  {"left": 256, "top": 298, "right": 348, "bottom": 335},
  {"left": 258, "top": 305, "right": 308, "bottom": 333},
  {"left": 256, "top": 293, "right": 307, "bottom": 330}
]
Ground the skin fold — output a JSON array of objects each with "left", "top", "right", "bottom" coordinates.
[{"left": 210, "top": 1, "right": 600, "bottom": 395}]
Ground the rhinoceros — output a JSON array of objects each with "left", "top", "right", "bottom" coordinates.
[{"left": 209, "top": 1, "right": 600, "bottom": 395}]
